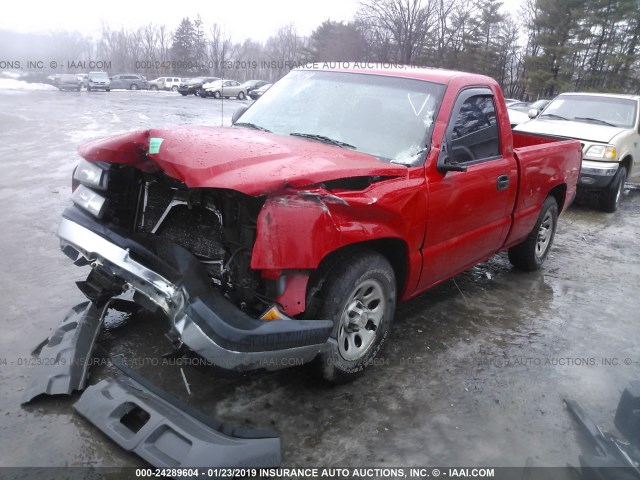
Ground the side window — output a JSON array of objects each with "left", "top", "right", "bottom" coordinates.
[{"left": 450, "top": 95, "right": 500, "bottom": 163}]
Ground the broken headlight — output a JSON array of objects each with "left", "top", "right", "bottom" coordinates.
[
  {"left": 73, "top": 159, "right": 108, "bottom": 190},
  {"left": 72, "top": 185, "right": 108, "bottom": 218}
]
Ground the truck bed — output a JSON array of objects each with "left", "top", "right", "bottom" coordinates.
[{"left": 505, "top": 131, "right": 582, "bottom": 246}]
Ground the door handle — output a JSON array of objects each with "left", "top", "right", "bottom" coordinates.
[{"left": 497, "top": 175, "right": 510, "bottom": 191}]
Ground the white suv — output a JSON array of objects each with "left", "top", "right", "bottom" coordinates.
[{"left": 149, "top": 77, "right": 187, "bottom": 91}]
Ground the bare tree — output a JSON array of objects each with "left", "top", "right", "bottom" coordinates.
[{"left": 357, "top": 0, "right": 438, "bottom": 64}]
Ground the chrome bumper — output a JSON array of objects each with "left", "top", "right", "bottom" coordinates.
[
  {"left": 57, "top": 216, "right": 333, "bottom": 370},
  {"left": 579, "top": 160, "right": 620, "bottom": 188}
]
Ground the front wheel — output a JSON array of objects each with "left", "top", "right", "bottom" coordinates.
[
  {"left": 306, "top": 250, "right": 396, "bottom": 383},
  {"left": 130, "top": 84, "right": 138, "bottom": 90},
  {"left": 599, "top": 166, "right": 626, "bottom": 213},
  {"left": 213, "top": 91, "right": 221, "bottom": 99},
  {"left": 508, "top": 196, "right": 558, "bottom": 271},
  {"left": 150, "top": 85, "right": 158, "bottom": 91}
]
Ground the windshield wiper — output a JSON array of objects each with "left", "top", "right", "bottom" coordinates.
[
  {"left": 234, "top": 122, "right": 271, "bottom": 132},
  {"left": 540, "top": 113, "right": 569, "bottom": 121},
  {"left": 290, "top": 133, "right": 355, "bottom": 149},
  {"left": 573, "top": 117, "right": 617, "bottom": 127}
]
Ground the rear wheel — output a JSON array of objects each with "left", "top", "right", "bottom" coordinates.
[
  {"left": 237, "top": 91, "right": 246, "bottom": 100},
  {"left": 130, "top": 84, "right": 138, "bottom": 90},
  {"left": 306, "top": 250, "right": 396, "bottom": 383},
  {"left": 508, "top": 196, "right": 558, "bottom": 271},
  {"left": 150, "top": 85, "right": 158, "bottom": 91},
  {"left": 171, "top": 85, "right": 178, "bottom": 92},
  {"left": 599, "top": 166, "right": 626, "bottom": 213}
]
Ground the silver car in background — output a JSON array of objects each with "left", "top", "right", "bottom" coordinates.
[
  {"left": 200, "top": 79, "right": 247, "bottom": 99},
  {"left": 57, "top": 74, "right": 82, "bottom": 91},
  {"left": 85, "top": 72, "right": 110, "bottom": 92},
  {"left": 109, "top": 74, "right": 149, "bottom": 90}
]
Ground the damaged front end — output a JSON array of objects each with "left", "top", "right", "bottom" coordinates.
[
  {"left": 49, "top": 126, "right": 410, "bottom": 374},
  {"left": 57, "top": 200, "right": 333, "bottom": 371}
]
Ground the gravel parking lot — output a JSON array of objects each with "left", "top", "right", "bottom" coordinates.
[{"left": 0, "top": 87, "right": 639, "bottom": 472}]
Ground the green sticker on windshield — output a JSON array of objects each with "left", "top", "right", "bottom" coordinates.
[{"left": 149, "top": 137, "right": 164, "bottom": 154}]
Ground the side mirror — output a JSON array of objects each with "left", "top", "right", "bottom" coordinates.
[
  {"left": 231, "top": 106, "right": 249, "bottom": 125},
  {"left": 437, "top": 141, "right": 468, "bottom": 173},
  {"left": 528, "top": 108, "right": 540, "bottom": 119}
]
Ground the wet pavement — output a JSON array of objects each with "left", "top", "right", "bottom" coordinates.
[{"left": 0, "top": 88, "right": 639, "bottom": 470}]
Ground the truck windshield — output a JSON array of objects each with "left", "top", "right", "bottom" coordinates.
[
  {"left": 237, "top": 70, "right": 446, "bottom": 165},
  {"left": 543, "top": 95, "right": 637, "bottom": 128}
]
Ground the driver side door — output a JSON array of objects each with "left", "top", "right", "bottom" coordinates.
[{"left": 418, "top": 88, "right": 518, "bottom": 289}]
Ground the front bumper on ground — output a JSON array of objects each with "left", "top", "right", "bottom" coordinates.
[
  {"left": 578, "top": 160, "right": 619, "bottom": 189},
  {"left": 23, "top": 300, "right": 283, "bottom": 467},
  {"left": 74, "top": 375, "right": 281, "bottom": 468},
  {"left": 57, "top": 207, "right": 334, "bottom": 371}
]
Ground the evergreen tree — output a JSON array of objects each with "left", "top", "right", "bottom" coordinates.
[
  {"left": 308, "top": 20, "right": 366, "bottom": 61},
  {"left": 171, "top": 17, "right": 195, "bottom": 73}
]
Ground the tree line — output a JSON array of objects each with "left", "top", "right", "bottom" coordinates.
[{"left": 3, "top": 0, "right": 640, "bottom": 99}]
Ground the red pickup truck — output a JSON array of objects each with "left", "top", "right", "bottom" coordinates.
[{"left": 53, "top": 66, "right": 581, "bottom": 385}]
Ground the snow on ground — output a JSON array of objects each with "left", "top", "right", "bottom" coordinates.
[
  {"left": 0, "top": 78, "right": 57, "bottom": 91},
  {"left": 1, "top": 71, "right": 23, "bottom": 79}
]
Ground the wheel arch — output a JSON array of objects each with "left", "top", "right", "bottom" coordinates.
[
  {"left": 306, "top": 238, "right": 409, "bottom": 301},
  {"left": 620, "top": 155, "right": 632, "bottom": 177},
  {"left": 547, "top": 183, "right": 567, "bottom": 212}
]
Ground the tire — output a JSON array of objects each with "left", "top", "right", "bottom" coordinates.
[
  {"left": 180, "top": 92, "right": 187, "bottom": 96},
  {"left": 130, "top": 84, "right": 138, "bottom": 90},
  {"left": 599, "top": 166, "right": 627, "bottom": 213},
  {"left": 171, "top": 85, "right": 178, "bottom": 92},
  {"left": 305, "top": 250, "right": 396, "bottom": 383},
  {"left": 199, "top": 90, "right": 208, "bottom": 98},
  {"left": 106, "top": 88, "right": 110, "bottom": 92},
  {"left": 508, "top": 196, "right": 558, "bottom": 271},
  {"left": 237, "top": 91, "right": 246, "bottom": 100},
  {"left": 213, "top": 91, "right": 221, "bottom": 99},
  {"left": 150, "top": 85, "right": 158, "bottom": 91},
  {"left": 87, "top": 86, "right": 92, "bottom": 92}
]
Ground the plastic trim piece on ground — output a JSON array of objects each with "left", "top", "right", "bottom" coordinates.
[
  {"left": 74, "top": 375, "right": 281, "bottom": 468},
  {"left": 22, "top": 302, "right": 104, "bottom": 403}
]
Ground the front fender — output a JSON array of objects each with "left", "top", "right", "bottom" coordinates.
[{"left": 250, "top": 177, "right": 428, "bottom": 272}]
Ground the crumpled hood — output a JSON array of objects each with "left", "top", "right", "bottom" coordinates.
[
  {"left": 514, "top": 118, "right": 626, "bottom": 144},
  {"left": 78, "top": 126, "right": 407, "bottom": 196}
]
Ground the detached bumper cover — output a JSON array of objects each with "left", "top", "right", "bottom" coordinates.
[
  {"left": 22, "top": 302, "right": 104, "bottom": 403},
  {"left": 74, "top": 376, "right": 281, "bottom": 468},
  {"left": 57, "top": 207, "right": 333, "bottom": 370}
]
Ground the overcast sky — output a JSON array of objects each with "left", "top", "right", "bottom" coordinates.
[{"left": 1, "top": 0, "right": 524, "bottom": 43}]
